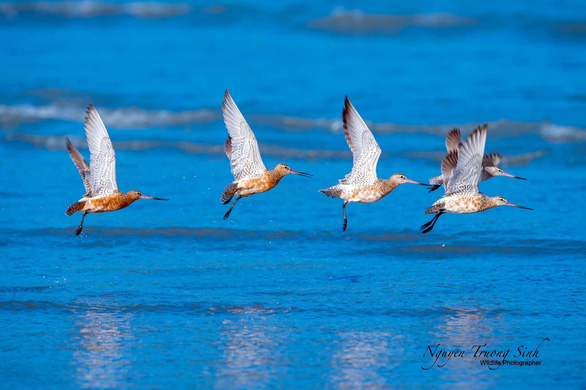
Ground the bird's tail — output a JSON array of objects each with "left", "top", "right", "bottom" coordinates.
[
  {"left": 65, "top": 201, "right": 85, "bottom": 216},
  {"left": 221, "top": 182, "right": 238, "bottom": 204},
  {"left": 425, "top": 202, "right": 443, "bottom": 215},
  {"left": 319, "top": 186, "right": 342, "bottom": 198}
]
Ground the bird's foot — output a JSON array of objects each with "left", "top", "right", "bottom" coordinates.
[
  {"left": 421, "top": 219, "right": 433, "bottom": 229},
  {"left": 428, "top": 184, "right": 441, "bottom": 193},
  {"left": 421, "top": 225, "right": 434, "bottom": 234}
]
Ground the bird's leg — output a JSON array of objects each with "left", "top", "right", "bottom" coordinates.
[
  {"left": 421, "top": 211, "right": 444, "bottom": 234},
  {"left": 224, "top": 196, "right": 242, "bottom": 220},
  {"left": 420, "top": 215, "right": 436, "bottom": 229},
  {"left": 75, "top": 212, "right": 87, "bottom": 235},
  {"left": 342, "top": 201, "right": 349, "bottom": 232}
]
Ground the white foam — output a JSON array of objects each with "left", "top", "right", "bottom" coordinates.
[
  {"left": 309, "top": 9, "right": 476, "bottom": 34},
  {"left": 0, "top": 1, "right": 191, "bottom": 19},
  {"left": 0, "top": 103, "right": 218, "bottom": 128}
]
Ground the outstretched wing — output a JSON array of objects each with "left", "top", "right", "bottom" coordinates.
[
  {"left": 66, "top": 137, "right": 92, "bottom": 195},
  {"left": 85, "top": 104, "right": 118, "bottom": 198},
  {"left": 338, "top": 97, "right": 381, "bottom": 186},
  {"left": 482, "top": 152, "right": 502, "bottom": 167},
  {"left": 222, "top": 90, "right": 266, "bottom": 181},
  {"left": 440, "top": 150, "right": 459, "bottom": 191},
  {"left": 445, "top": 124, "right": 487, "bottom": 195},
  {"left": 445, "top": 128, "right": 462, "bottom": 152}
]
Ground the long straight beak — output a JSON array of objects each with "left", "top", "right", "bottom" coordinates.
[
  {"left": 502, "top": 172, "right": 527, "bottom": 180},
  {"left": 289, "top": 169, "right": 313, "bottom": 178},
  {"left": 405, "top": 178, "right": 430, "bottom": 186},
  {"left": 505, "top": 202, "right": 532, "bottom": 210},
  {"left": 140, "top": 195, "right": 169, "bottom": 200}
]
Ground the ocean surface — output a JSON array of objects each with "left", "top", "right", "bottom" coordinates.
[{"left": 1, "top": 0, "right": 585, "bottom": 388}]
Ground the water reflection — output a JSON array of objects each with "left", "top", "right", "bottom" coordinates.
[
  {"left": 424, "top": 308, "right": 503, "bottom": 388},
  {"left": 215, "top": 306, "right": 285, "bottom": 389},
  {"left": 331, "top": 331, "right": 401, "bottom": 389},
  {"left": 72, "top": 302, "right": 134, "bottom": 389}
]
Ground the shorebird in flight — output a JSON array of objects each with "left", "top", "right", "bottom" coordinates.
[
  {"left": 421, "top": 124, "right": 531, "bottom": 233},
  {"left": 65, "top": 105, "right": 167, "bottom": 235},
  {"left": 428, "top": 127, "right": 526, "bottom": 192},
  {"left": 221, "top": 90, "right": 312, "bottom": 220},
  {"left": 320, "top": 97, "right": 429, "bottom": 231}
]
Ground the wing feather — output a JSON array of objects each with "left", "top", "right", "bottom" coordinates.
[
  {"left": 222, "top": 90, "right": 266, "bottom": 180},
  {"left": 445, "top": 128, "right": 462, "bottom": 152},
  {"left": 338, "top": 97, "right": 380, "bottom": 186},
  {"left": 440, "top": 150, "right": 459, "bottom": 190},
  {"left": 482, "top": 152, "right": 502, "bottom": 167},
  {"left": 66, "top": 137, "right": 92, "bottom": 195},
  {"left": 85, "top": 104, "right": 117, "bottom": 198},
  {"left": 445, "top": 124, "right": 487, "bottom": 195}
]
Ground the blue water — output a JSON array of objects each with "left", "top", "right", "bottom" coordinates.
[{"left": 1, "top": 1, "right": 585, "bottom": 388}]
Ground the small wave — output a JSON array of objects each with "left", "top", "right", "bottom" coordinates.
[
  {"left": 2, "top": 103, "right": 585, "bottom": 142},
  {"left": 256, "top": 115, "right": 586, "bottom": 143},
  {"left": 0, "top": 299, "right": 301, "bottom": 316},
  {"left": 540, "top": 122, "right": 586, "bottom": 143},
  {"left": 0, "top": 103, "right": 218, "bottom": 128},
  {"left": 309, "top": 9, "right": 477, "bottom": 35},
  {"left": 556, "top": 22, "right": 586, "bottom": 36},
  {"left": 5, "top": 133, "right": 353, "bottom": 160},
  {"left": 0, "top": 1, "right": 191, "bottom": 19},
  {"left": 405, "top": 150, "right": 548, "bottom": 166}
]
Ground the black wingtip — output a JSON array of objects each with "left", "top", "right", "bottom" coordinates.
[{"left": 342, "top": 97, "right": 352, "bottom": 128}]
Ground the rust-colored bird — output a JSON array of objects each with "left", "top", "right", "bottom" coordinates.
[
  {"left": 320, "top": 97, "right": 430, "bottom": 231},
  {"left": 221, "top": 90, "right": 312, "bottom": 220},
  {"left": 428, "top": 127, "right": 526, "bottom": 192},
  {"left": 65, "top": 104, "right": 167, "bottom": 235},
  {"left": 421, "top": 124, "right": 531, "bottom": 233}
]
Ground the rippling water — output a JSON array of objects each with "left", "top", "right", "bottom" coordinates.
[{"left": 1, "top": 0, "right": 585, "bottom": 388}]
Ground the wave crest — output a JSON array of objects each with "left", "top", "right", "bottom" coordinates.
[
  {"left": 309, "top": 9, "right": 477, "bottom": 35},
  {"left": 0, "top": 1, "right": 191, "bottom": 19}
]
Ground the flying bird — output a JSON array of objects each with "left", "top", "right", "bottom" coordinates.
[
  {"left": 320, "top": 97, "right": 429, "bottom": 231},
  {"left": 421, "top": 124, "right": 531, "bottom": 233},
  {"left": 428, "top": 128, "right": 526, "bottom": 192},
  {"left": 221, "top": 90, "right": 312, "bottom": 220},
  {"left": 65, "top": 105, "right": 167, "bottom": 235}
]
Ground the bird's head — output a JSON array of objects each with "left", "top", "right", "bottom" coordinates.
[
  {"left": 275, "top": 163, "right": 312, "bottom": 178},
  {"left": 390, "top": 173, "right": 429, "bottom": 187},
  {"left": 484, "top": 166, "right": 526, "bottom": 180},
  {"left": 127, "top": 190, "right": 168, "bottom": 202},
  {"left": 490, "top": 196, "right": 532, "bottom": 210}
]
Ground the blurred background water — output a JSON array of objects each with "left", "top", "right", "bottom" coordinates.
[{"left": 0, "top": 0, "right": 585, "bottom": 388}]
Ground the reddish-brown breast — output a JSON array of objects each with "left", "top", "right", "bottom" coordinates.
[
  {"left": 83, "top": 191, "right": 140, "bottom": 213},
  {"left": 236, "top": 170, "right": 283, "bottom": 197}
]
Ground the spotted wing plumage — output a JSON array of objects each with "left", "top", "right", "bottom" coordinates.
[
  {"left": 482, "top": 152, "right": 502, "bottom": 167},
  {"left": 222, "top": 90, "right": 266, "bottom": 181},
  {"left": 440, "top": 150, "right": 458, "bottom": 191},
  {"left": 445, "top": 128, "right": 462, "bottom": 152},
  {"left": 338, "top": 97, "right": 381, "bottom": 186},
  {"left": 85, "top": 104, "right": 118, "bottom": 198},
  {"left": 445, "top": 124, "right": 487, "bottom": 195},
  {"left": 66, "top": 137, "right": 92, "bottom": 196}
]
